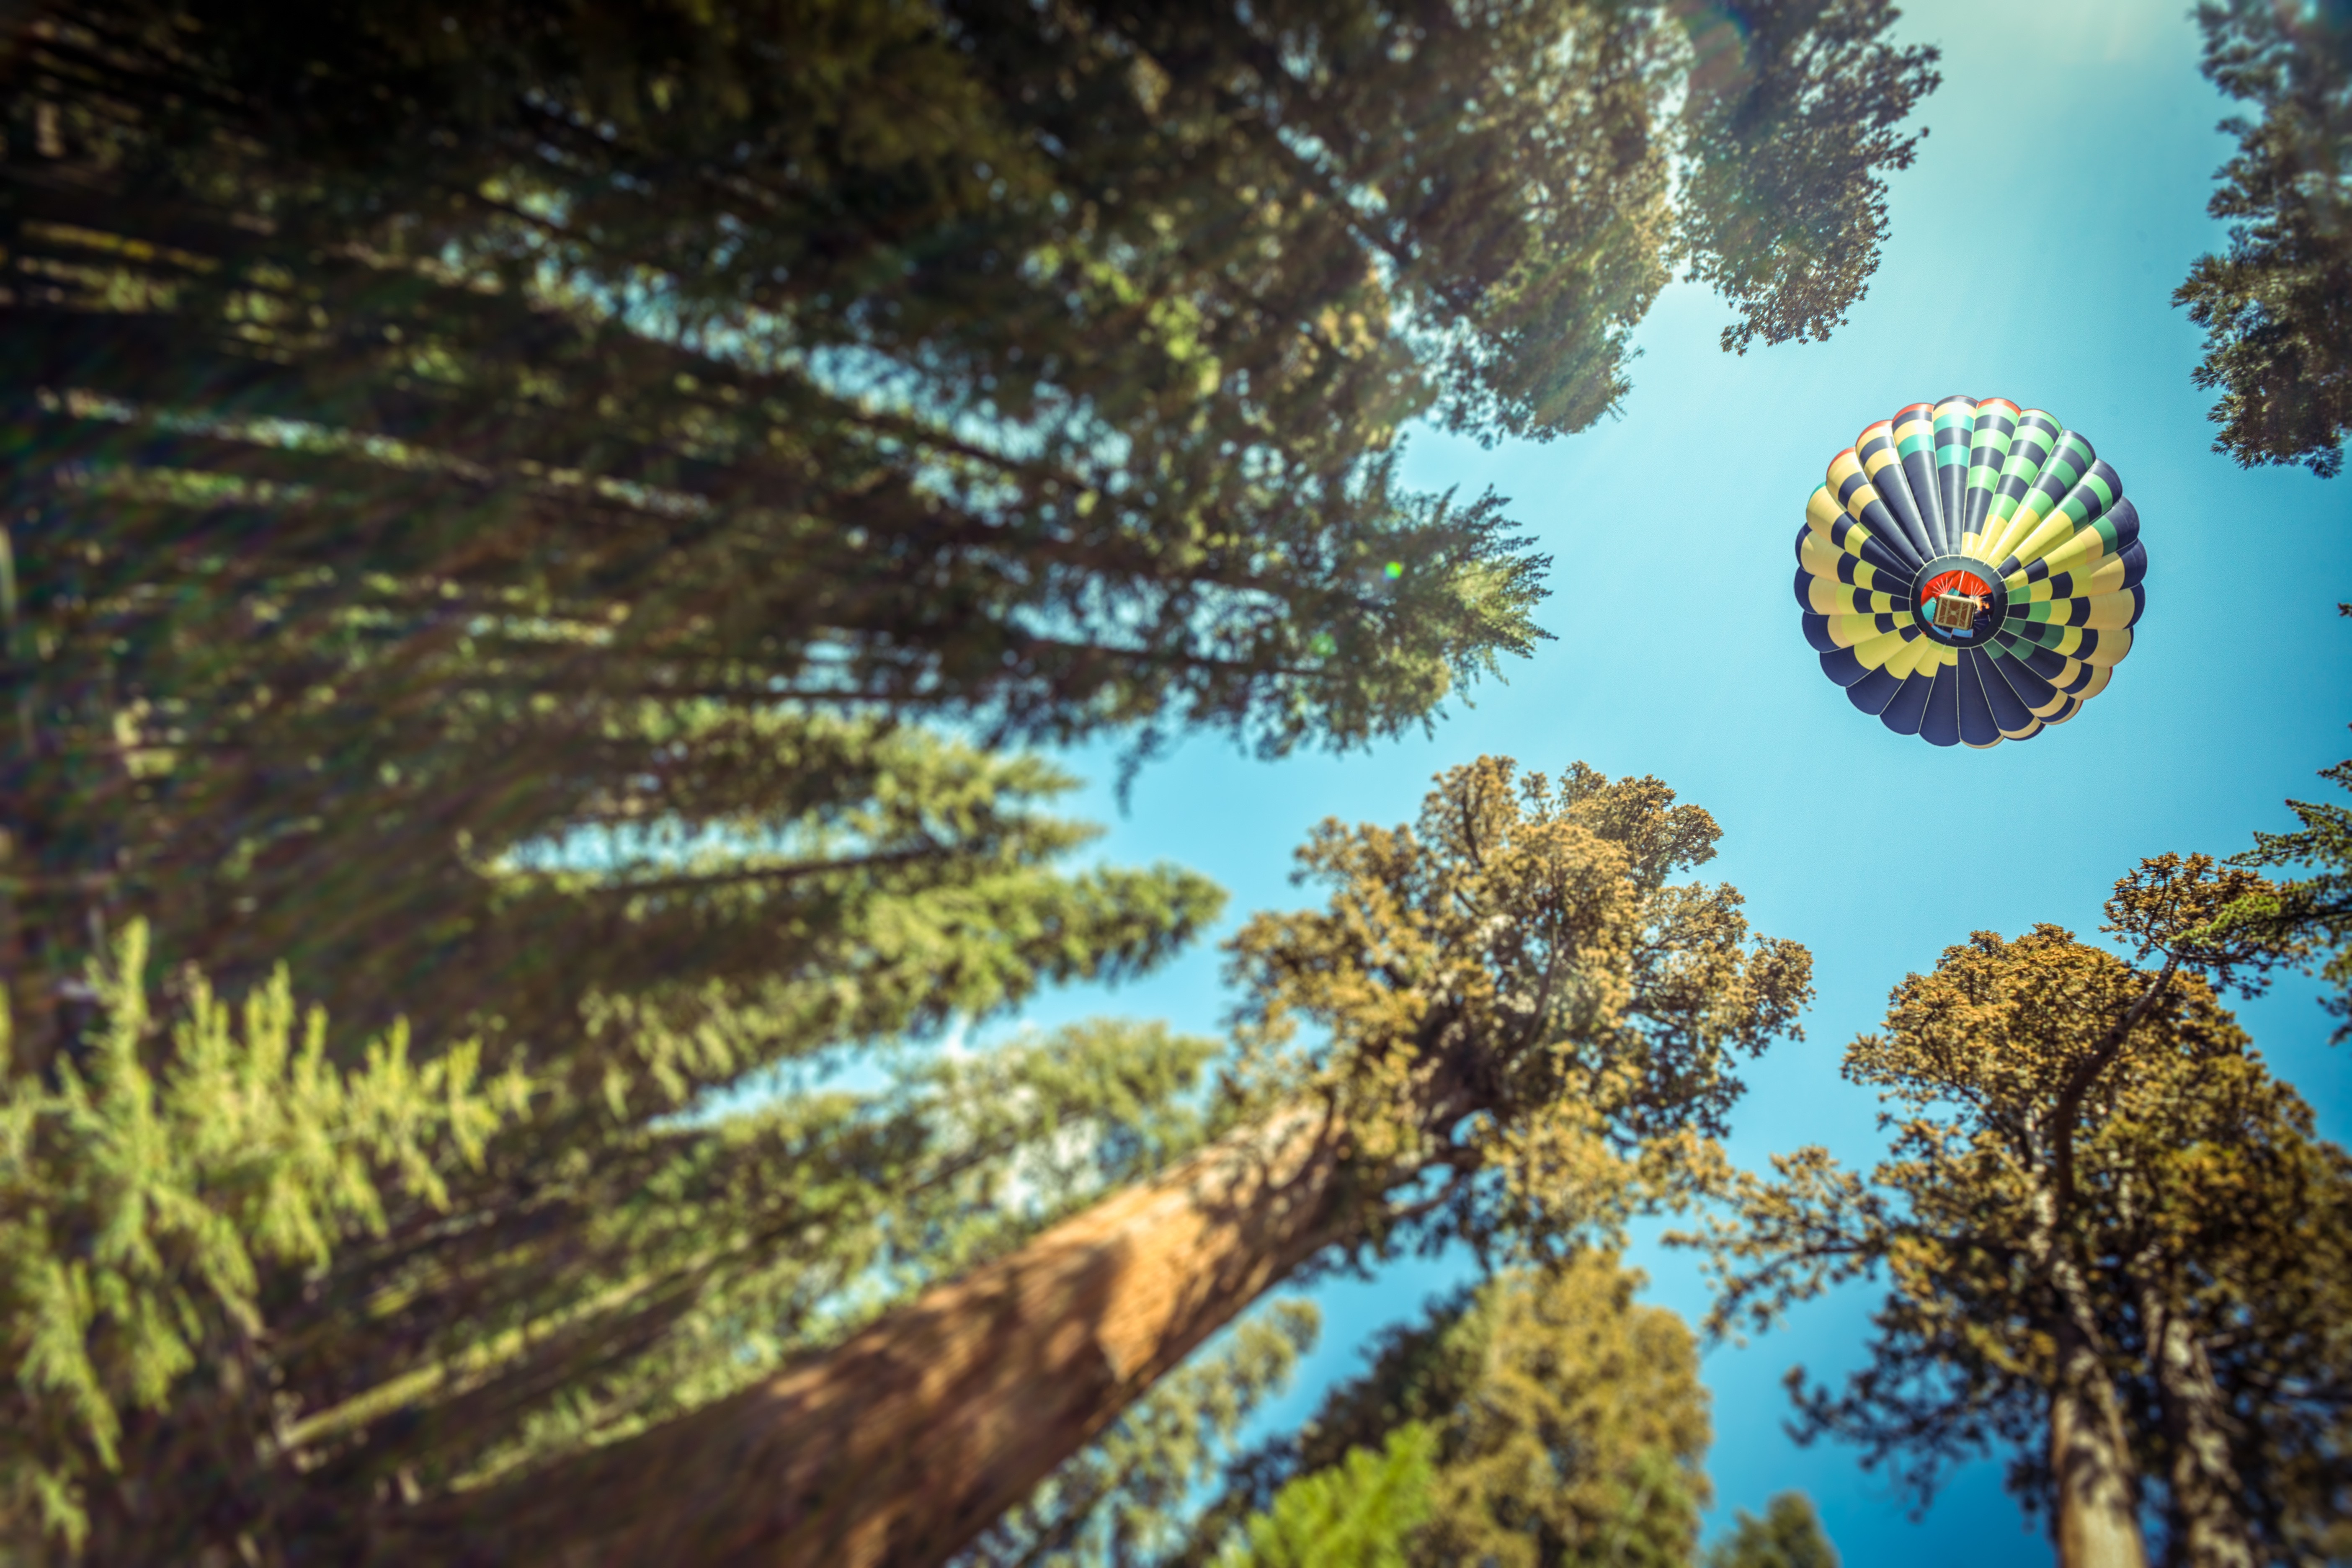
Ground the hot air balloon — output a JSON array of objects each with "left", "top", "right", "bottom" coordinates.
[{"left": 1795, "top": 396, "right": 2146, "bottom": 748}]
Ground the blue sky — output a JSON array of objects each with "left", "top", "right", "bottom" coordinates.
[{"left": 998, "top": 0, "right": 2352, "bottom": 1558}]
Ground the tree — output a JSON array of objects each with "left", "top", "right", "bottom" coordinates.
[
  {"left": 2175, "top": 0, "right": 2352, "bottom": 477},
  {"left": 1216, "top": 1425, "right": 1438, "bottom": 1568},
  {"left": 401, "top": 757, "right": 1808, "bottom": 1565},
  {"left": 2209, "top": 627, "right": 2352, "bottom": 1036},
  {"left": 956, "top": 1302, "right": 1325, "bottom": 1568},
  {"left": 1702, "top": 1492, "right": 1839, "bottom": 1568},
  {"left": 1186, "top": 1252, "right": 1715, "bottom": 1568},
  {"left": 1695, "top": 859, "right": 2352, "bottom": 1568},
  {"left": 1, "top": 923, "right": 531, "bottom": 1558},
  {"left": 1, "top": 0, "right": 1926, "bottom": 1558},
  {"left": 0, "top": 0, "right": 1935, "bottom": 1063}
]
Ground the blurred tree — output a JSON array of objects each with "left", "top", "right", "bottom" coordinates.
[
  {"left": 1185, "top": 1252, "right": 1714, "bottom": 1568},
  {"left": 0, "top": 0, "right": 1934, "bottom": 1068},
  {"left": 2209, "top": 627, "right": 2352, "bottom": 1036},
  {"left": 1, "top": 0, "right": 1924, "bottom": 1559},
  {"left": 1701, "top": 1492, "right": 1839, "bottom": 1568},
  {"left": 412, "top": 758, "right": 1806, "bottom": 1565},
  {"left": 1214, "top": 1424, "right": 1437, "bottom": 1568},
  {"left": 2176, "top": 0, "right": 2352, "bottom": 477},
  {"left": 1695, "top": 858, "right": 2352, "bottom": 1568},
  {"left": 0, "top": 923, "right": 532, "bottom": 1558},
  {"left": 954, "top": 1302, "right": 1323, "bottom": 1568}
]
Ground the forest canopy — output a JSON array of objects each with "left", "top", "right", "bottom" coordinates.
[{"left": 0, "top": 0, "right": 1941, "bottom": 1561}]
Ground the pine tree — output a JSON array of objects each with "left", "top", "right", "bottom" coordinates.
[
  {"left": 0, "top": 0, "right": 1935, "bottom": 1065},
  {"left": 1700, "top": 1493, "right": 1838, "bottom": 1568},
  {"left": 1180, "top": 1251, "right": 1712, "bottom": 1568},
  {"left": 2210, "top": 625, "right": 2352, "bottom": 1036},
  {"left": 516, "top": 747, "right": 1803, "bottom": 1568},
  {"left": 2176, "top": 0, "right": 2352, "bottom": 477},
  {"left": 1215, "top": 1424, "right": 1438, "bottom": 1568},
  {"left": 0, "top": 922, "right": 532, "bottom": 1556},
  {"left": 1695, "top": 858, "right": 2352, "bottom": 1568},
  {"left": 3, "top": 2, "right": 1929, "bottom": 1559}
]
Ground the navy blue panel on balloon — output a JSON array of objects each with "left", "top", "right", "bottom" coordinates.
[
  {"left": 1955, "top": 651, "right": 2002, "bottom": 746},
  {"left": 1921, "top": 662, "right": 1962, "bottom": 747},
  {"left": 1973, "top": 651, "right": 2036, "bottom": 735},
  {"left": 1793, "top": 567, "right": 1817, "bottom": 610},
  {"left": 1855, "top": 534, "right": 1912, "bottom": 580},
  {"left": 1846, "top": 664, "right": 1904, "bottom": 715},
  {"left": 1988, "top": 651, "right": 2058, "bottom": 711},
  {"left": 2105, "top": 497, "right": 2141, "bottom": 549},
  {"left": 1819, "top": 646, "right": 1871, "bottom": 688},
  {"left": 1900, "top": 451, "right": 1949, "bottom": 554},
  {"left": 1801, "top": 614, "right": 1841, "bottom": 653},
  {"left": 2117, "top": 539, "right": 2147, "bottom": 588},
  {"left": 2012, "top": 641, "right": 2073, "bottom": 683},
  {"left": 1880, "top": 670, "right": 1933, "bottom": 735}
]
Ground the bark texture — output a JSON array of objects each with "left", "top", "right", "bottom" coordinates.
[
  {"left": 2147, "top": 1300, "right": 2257, "bottom": 1568},
  {"left": 2050, "top": 1336, "right": 2150, "bottom": 1568},
  {"left": 417, "top": 1105, "right": 1351, "bottom": 1568}
]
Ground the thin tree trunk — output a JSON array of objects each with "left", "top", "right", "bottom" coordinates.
[
  {"left": 2143, "top": 1292, "right": 2256, "bottom": 1568},
  {"left": 408, "top": 1103, "right": 1354, "bottom": 1568}
]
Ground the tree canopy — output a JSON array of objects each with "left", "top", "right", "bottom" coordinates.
[
  {"left": 1184, "top": 1251, "right": 1713, "bottom": 1568},
  {"left": 1, "top": 0, "right": 1936, "bottom": 1069},
  {"left": 1696, "top": 864, "right": 2352, "bottom": 1568},
  {"left": 1701, "top": 1493, "right": 1839, "bottom": 1568},
  {"left": 0, "top": 0, "right": 1936, "bottom": 1559},
  {"left": 401, "top": 756, "right": 1808, "bottom": 1565},
  {"left": 2177, "top": 0, "right": 2352, "bottom": 477}
]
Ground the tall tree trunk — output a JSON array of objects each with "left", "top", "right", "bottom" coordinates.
[
  {"left": 2142, "top": 1291, "right": 2256, "bottom": 1568},
  {"left": 409, "top": 1104, "right": 1354, "bottom": 1568},
  {"left": 2033, "top": 1165, "right": 2148, "bottom": 1568},
  {"left": 2050, "top": 1321, "right": 2149, "bottom": 1568}
]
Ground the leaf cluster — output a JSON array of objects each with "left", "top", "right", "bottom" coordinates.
[
  {"left": 0, "top": 922, "right": 530, "bottom": 1557},
  {"left": 2176, "top": 0, "right": 2352, "bottom": 477},
  {"left": 1183, "top": 1252, "right": 1712, "bottom": 1568},
  {"left": 1692, "top": 913, "right": 2352, "bottom": 1560},
  {"left": 1222, "top": 756, "right": 1813, "bottom": 1268}
]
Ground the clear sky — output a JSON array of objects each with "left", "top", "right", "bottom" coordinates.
[{"left": 1002, "top": 0, "right": 2352, "bottom": 1558}]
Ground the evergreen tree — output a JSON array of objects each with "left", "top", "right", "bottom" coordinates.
[
  {"left": 2210, "top": 630, "right": 2352, "bottom": 1037},
  {"left": 1181, "top": 1251, "right": 1711, "bottom": 1568},
  {"left": 1, "top": 923, "right": 532, "bottom": 1557},
  {"left": 2176, "top": 0, "right": 2352, "bottom": 477},
  {"left": 1215, "top": 1425, "right": 1437, "bottom": 1568},
  {"left": 2, "top": 1, "right": 1929, "bottom": 1559},
  {"left": 1696, "top": 859, "right": 2352, "bottom": 1568},
  {"left": 1701, "top": 1493, "right": 1839, "bottom": 1568},
  {"left": 0, "top": 0, "right": 1935, "bottom": 1066},
  {"left": 414, "top": 757, "right": 1808, "bottom": 1565},
  {"left": 958, "top": 1303, "right": 1324, "bottom": 1568}
]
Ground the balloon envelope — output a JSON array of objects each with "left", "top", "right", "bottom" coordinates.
[{"left": 1795, "top": 397, "right": 2145, "bottom": 749}]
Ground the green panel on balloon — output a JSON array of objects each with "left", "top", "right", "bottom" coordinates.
[{"left": 1794, "top": 397, "right": 2144, "bottom": 749}]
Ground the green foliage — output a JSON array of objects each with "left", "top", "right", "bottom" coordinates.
[
  {"left": 0, "top": 0, "right": 1919, "bottom": 1556},
  {"left": 2176, "top": 0, "right": 2352, "bottom": 477},
  {"left": 1217, "top": 1424, "right": 1436, "bottom": 1568},
  {"left": 1676, "top": 0, "right": 1942, "bottom": 355},
  {"left": 1701, "top": 1492, "right": 1839, "bottom": 1568},
  {"left": 1221, "top": 758, "right": 1814, "bottom": 1269},
  {"left": 1693, "top": 885, "right": 2352, "bottom": 1563},
  {"left": 0, "top": 922, "right": 531, "bottom": 1555},
  {"left": 0, "top": 0, "right": 1932, "bottom": 1069},
  {"left": 1186, "top": 1253, "right": 1712, "bottom": 1568},
  {"left": 956, "top": 1302, "right": 1321, "bottom": 1568},
  {"left": 2212, "top": 655, "right": 2352, "bottom": 1037}
]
